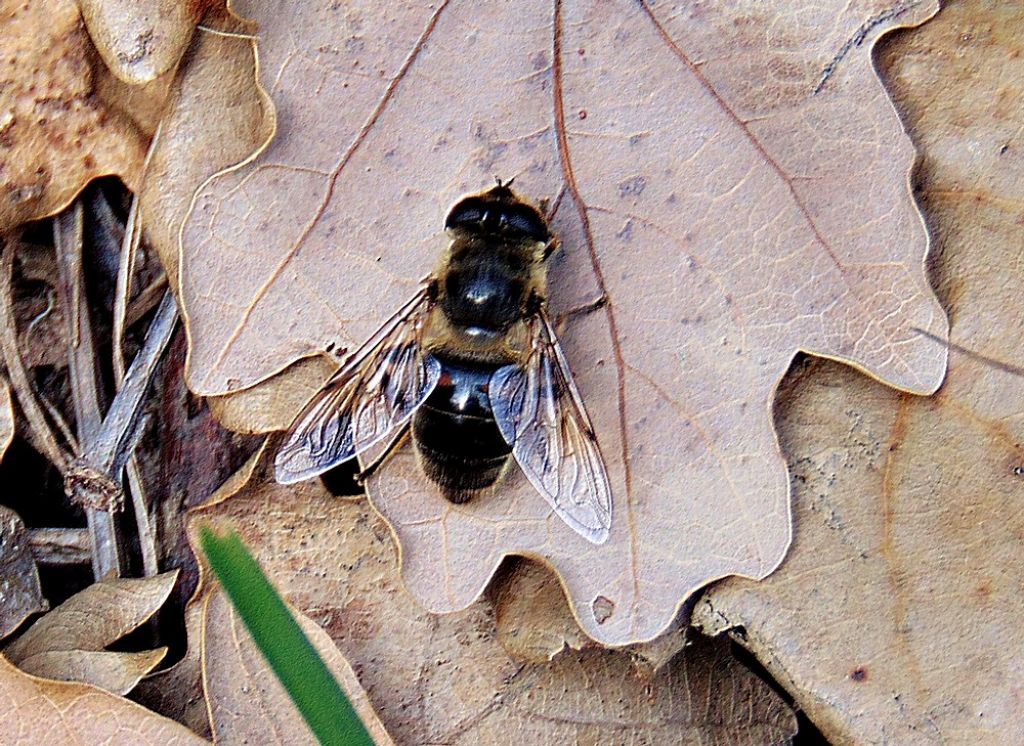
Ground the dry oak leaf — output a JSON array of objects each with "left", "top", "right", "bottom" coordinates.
[
  {"left": 200, "top": 587, "right": 395, "bottom": 745},
  {"left": 138, "top": 4, "right": 269, "bottom": 285},
  {"left": 0, "top": 506, "right": 47, "bottom": 642},
  {"left": 179, "top": 0, "right": 948, "bottom": 644},
  {"left": 3, "top": 571, "right": 176, "bottom": 695},
  {"left": 0, "top": 655, "right": 208, "bottom": 745},
  {"left": 188, "top": 455, "right": 796, "bottom": 744},
  {"left": 693, "top": 4, "right": 1024, "bottom": 743},
  {"left": 0, "top": 0, "right": 148, "bottom": 230}
]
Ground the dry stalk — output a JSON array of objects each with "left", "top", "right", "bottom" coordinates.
[
  {"left": 54, "top": 201, "right": 122, "bottom": 579},
  {"left": 27, "top": 527, "right": 91, "bottom": 565}
]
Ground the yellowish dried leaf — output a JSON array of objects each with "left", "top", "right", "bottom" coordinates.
[
  {"left": 171, "top": 0, "right": 947, "bottom": 645},
  {"left": 692, "top": 5, "right": 1024, "bottom": 742},
  {"left": 188, "top": 456, "right": 796, "bottom": 743},
  {"left": 3, "top": 572, "right": 176, "bottom": 694},
  {"left": 0, "top": 0, "right": 147, "bottom": 229},
  {"left": 5, "top": 571, "right": 177, "bottom": 659},
  {"left": 139, "top": 5, "right": 270, "bottom": 284},
  {"left": 16, "top": 648, "right": 167, "bottom": 697},
  {"left": 201, "top": 588, "right": 394, "bottom": 745},
  {"left": 0, "top": 655, "right": 208, "bottom": 745},
  {"left": 206, "top": 357, "right": 335, "bottom": 434}
]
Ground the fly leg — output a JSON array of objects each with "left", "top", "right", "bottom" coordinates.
[
  {"left": 355, "top": 422, "right": 412, "bottom": 486},
  {"left": 552, "top": 294, "right": 609, "bottom": 331},
  {"left": 525, "top": 289, "right": 608, "bottom": 336}
]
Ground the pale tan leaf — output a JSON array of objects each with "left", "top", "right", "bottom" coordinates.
[
  {"left": 206, "top": 357, "right": 336, "bottom": 434},
  {"left": 139, "top": 5, "right": 271, "bottom": 286},
  {"left": 2, "top": 572, "right": 174, "bottom": 694},
  {"left": 692, "top": 5, "right": 1024, "bottom": 743},
  {"left": 0, "top": 655, "right": 208, "bottom": 745},
  {"left": 188, "top": 458, "right": 796, "bottom": 744},
  {"left": 4, "top": 571, "right": 177, "bottom": 661},
  {"left": 168, "top": 0, "right": 947, "bottom": 646},
  {"left": 201, "top": 588, "right": 394, "bottom": 746},
  {"left": 0, "top": 507, "right": 47, "bottom": 641},
  {"left": 17, "top": 648, "right": 167, "bottom": 696},
  {"left": 77, "top": 0, "right": 213, "bottom": 85},
  {"left": 0, "top": 0, "right": 147, "bottom": 230}
]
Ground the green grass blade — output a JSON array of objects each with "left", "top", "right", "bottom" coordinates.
[{"left": 199, "top": 525, "right": 375, "bottom": 746}]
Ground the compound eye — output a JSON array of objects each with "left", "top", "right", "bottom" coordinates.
[
  {"left": 445, "top": 198, "right": 486, "bottom": 230},
  {"left": 506, "top": 206, "right": 549, "bottom": 242}
]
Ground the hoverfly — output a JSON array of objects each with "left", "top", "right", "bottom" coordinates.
[{"left": 275, "top": 182, "right": 612, "bottom": 544}]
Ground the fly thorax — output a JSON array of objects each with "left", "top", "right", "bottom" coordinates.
[{"left": 440, "top": 254, "right": 529, "bottom": 335}]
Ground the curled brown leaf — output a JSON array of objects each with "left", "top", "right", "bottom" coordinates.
[{"left": 3, "top": 572, "right": 177, "bottom": 694}]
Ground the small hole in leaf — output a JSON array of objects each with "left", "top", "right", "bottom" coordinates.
[{"left": 592, "top": 595, "right": 615, "bottom": 624}]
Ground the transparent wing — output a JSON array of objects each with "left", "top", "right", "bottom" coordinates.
[
  {"left": 275, "top": 287, "right": 440, "bottom": 484},
  {"left": 490, "top": 310, "right": 612, "bottom": 544}
]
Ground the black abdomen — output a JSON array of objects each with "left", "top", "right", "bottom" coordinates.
[{"left": 412, "top": 354, "right": 510, "bottom": 503}]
